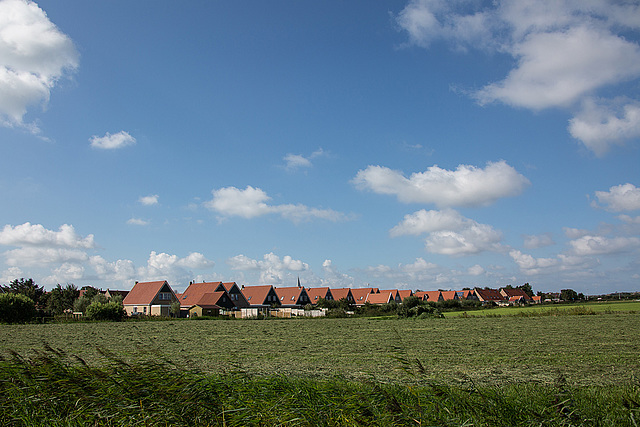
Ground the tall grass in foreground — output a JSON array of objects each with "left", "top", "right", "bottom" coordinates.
[{"left": 1, "top": 347, "right": 639, "bottom": 426}]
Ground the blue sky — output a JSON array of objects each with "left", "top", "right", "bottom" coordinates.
[{"left": 1, "top": 0, "right": 639, "bottom": 294}]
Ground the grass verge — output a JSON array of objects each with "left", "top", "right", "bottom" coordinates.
[{"left": 1, "top": 347, "right": 639, "bottom": 426}]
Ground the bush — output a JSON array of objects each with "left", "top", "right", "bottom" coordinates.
[
  {"left": 0, "top": 293, "right": 36, "bottom": 323},
  {"left": 85, "top": 301, "right": 125, "bottom": 321}
]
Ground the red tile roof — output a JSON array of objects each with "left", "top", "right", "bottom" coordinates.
[
  {"left": 179, "top": 281, "right": 224, "bottom": 308},
  {"left": 397, "top": 290, "right": 413, "bottom": 301},
  {"left": 274, "top": 286, "right": 310, "bottom": 306},
  {"left": 500, "top": 288, "right": 532, "bottom": 300},
  {"left": 123, "top": 281, "right": 174, "bottom": 305},
  {"left": 306, "top": 287, "right": 333, "bottom": 302},
  {"left": 474, "top": 288, "right": 504, "bottom": 302},
  {"left": 366, "top": 291, "right": 395, "bottom": 305},
  {"left": 351, "top": 288, "right": 376, "bottom": 304},
  {"left": 193, "top": 291, "right": 227, "bottom": 309},
  {"left": 441, "top": 291, "right": 458, "bottom": 301},
  {"left": 424, "top": 291, "right": 443, "bottom": 302},
  {"left": 330, "top": 288, "right": 354, "bottom": 303},
  {"left": 241, "top": 285, "right": 280, "bottom": 306}
]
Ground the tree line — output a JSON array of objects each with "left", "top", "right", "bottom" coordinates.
[{"left": 0, "top": 279, "right": 125, "bottom": 323}]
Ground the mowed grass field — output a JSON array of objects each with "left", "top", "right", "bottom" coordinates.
[
  {"left": 2, "top": 309, "right": 639, "bottom": 387},
  {"left": 444, "top": 300, "right": 640, "bottom": 318}
]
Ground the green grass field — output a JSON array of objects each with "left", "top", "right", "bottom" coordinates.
[
  {"left": 2, "top": 313, "right": 640, "bottom": 425},
  {"left": 1, "top": 311, "right": 639, "bottom": 387},
  {"left": 443, "top": 300, "right": 640, "bottom": 318}
]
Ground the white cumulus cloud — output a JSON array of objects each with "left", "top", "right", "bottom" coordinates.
[
  {"left": 0, "top": 0, "right": 79, "bottom": 131},
  {"left": 138, "top": 194, "right": 159, "bottom": 206},
  {"left": 0, "top": 222, "right": 95, "bottom": 248},
  {"left": 396, "top": 0, "right": 640, "bottom": 156},
  {"left": 391, "top": 209, "right": 504, "bottom": 256},
  {"left": 353, "top": 160, "right": 529, "bottom": 208},
  {"left": 90, "top": 131, "right": 136, "bottom": 150},
  {"left": 569, "top": 235, "right": 640, "bottom": 256},
  {"left": 593, "top": 183, "right": 640, "bottom": 212},
  {"left": 205, "top": 185, "right": 352, "bottom": 223},
  {"left": 569, "top": 98, "right": 640, "bottom": 156},
  {"left": 226, "top": 252, "right": 309, "bottom": 285}
]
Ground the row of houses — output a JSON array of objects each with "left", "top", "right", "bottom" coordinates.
[{"left": 119, "top": 280, "right": 538, "bottom": 318}]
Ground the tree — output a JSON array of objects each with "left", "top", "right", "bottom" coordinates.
[
  {"left": 3, "top": 278, "right": 45, "bottom": 307},
  {"left": 170, "top": 301, "right": 181, "bottom": 318},
  {"left": 86, "top": 301, "right": 125, "bottom": 321},
  {"left": 560, "top": 289, "right": 579, "bottom": 302},
  {"left": 46, "top": 284, "right": 79, "bottom": 315},
  {"left": 519, "top": 283, "right": 534, "bottom": 298},
  {"left": 80, "top": 286, "right": 100, "bottom": 301},
  {"left": 0, "top": 293, "right": 36, "bottom": 323},
  {"left": 73, "top": 295, "right": 92, "bottom": 314}
]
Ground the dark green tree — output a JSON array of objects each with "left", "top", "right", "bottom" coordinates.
[
  {"left": 86, "top": 301, "right": 125, "bottom": 321},
  {"left": 560, "top": 289, "right": 579, "bottom": 302},
  {"left": 45, "top": 284, "right": 79, "bottom": 315},
  {"left": 3, "top": 278, "right": 45, "bottom": 307},
  {"left": 0, "top": 293, "right": 36, "bottom": 323},
  {"left": 519, "top": 283, "right": 534, "bottom": 297}
]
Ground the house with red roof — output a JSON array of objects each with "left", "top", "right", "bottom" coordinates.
[
  {"left": 215, "top": 282, "right": 251, "bottom": 309},
  {"left": 179, "top": 281, "right": 236, "bottom": 316},
  {"left": 274, "top": 286, "right": 312, "bottom": 308},
  {"left": 379, "top": 290, "right": 402, "bottom": 303},
  {"left": 474, "top": 288, "right": 506, "bottom": 305},
  {"left": 440, "top": 291, "right": 459, "bottom": 301},
  {"left": 366, "top": 291, "right": 396, "bottom": 305},
  {"left": 414, "top": 291, "right": 443, "bottom": 302},
  {"left": 306, "top": 287, "right": 334, "bottom": 305},
  {"left": 123, "top": 280, "right": 178, "bottom": 317},
  {"left": 397, "top": 289, "right": 413, "bottom": 302},
  {"left": 188, "top": 291, "right": 235, "bottom": 317},
  {"left": 500, "top": 288, "right": 533, "bottom": 302},
  {"left": 350, "top": 288, "right": 377, "bottom": 306},
  {"left": 330, "top": 288, "right": 355, "bottom": 305},
  {"left": 241, "top": 285, "right": 281, "bottom": 311}
]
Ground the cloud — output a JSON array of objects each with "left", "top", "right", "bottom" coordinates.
[
  {"left": 89, "top": 256, "right": 136, "bottom": 283},
  {"left": 138, "top": 194, "right": 159, "bottom": 206},
  {"left": 391, "top": 209, "right": 504, "bottom": 256},
  {"left": 569, "top": 235, "right": 640, "bottom": 256},
  {"left": 135, "top": 251, "right": 215, "bottom": 288},
  {"left": 0, "top": 0, "right": 79, "bottom": 131},
  {"left": 569, "top": 98, "right": 640, "bottom": 156},
  {"left": 0, "top": 222, "right": 95, "bottom": 248},
  {"left": 592, "top": 183, "right": 640, "bottom": 212},
  {"left": 283, "top": 148, "right": 326, "bottom": 171},
  {"left": 321, "top": 259, "right": 355, "bottom": 288},
  {"left": 523, "top": 233, "right": 554, "bottom": 249},
  {"left": 4, "top": 247, "right": 88, "bottom": 267},
  {"left": 127, "top": 218, "right": 150, "bottom": 226},
  {"left": 89, "top": 131, "right": 136, "bottom": 149},
  {"left": 353, "top": 160, "right": 529, "bottom": 208},
  {"left": 226, "top": 252, "right": 309, "bottom": 284},
  {"left": 204, "top": 185, "right": 353, "bottom": 223},
  {"left": 396, "top": 0, "right": 640, "bottom": 155},
  {"left": 474, "top": 27, "right": 640, "bottom": 110},
  {"left": 509, "top": 249, "right": 558, "bottom": 275}
]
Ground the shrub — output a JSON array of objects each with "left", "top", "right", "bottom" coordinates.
[
  {"left": 0, "top": 293, "right": 36, "bottom": 323},
  {"left": 85, "top": 301, "right": 125, "bottom": 321}
]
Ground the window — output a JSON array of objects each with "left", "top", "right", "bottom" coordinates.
[
  {"left": 280, "top": 296, "right": 284, "bottom": 301},
  {"left": 143, "top": 307, "right": 147, "bottom": 314},
  {"left": 133, "top": 307, "right": 138, "bottom": 313}
]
